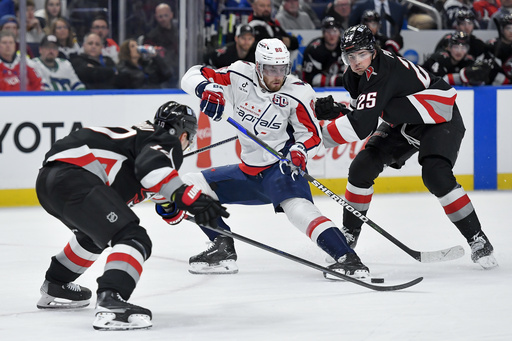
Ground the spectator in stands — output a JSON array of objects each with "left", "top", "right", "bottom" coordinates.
[
  {"left": 406, "top": 0, "right": 440, "bottom": 29},
  {"left": 50, "top": 17, "right": 80, "bottom": 60},
  {"left": 442, "top": 0, "right": 475, "bottom": 29},
  {"left": 248, "top": 0, "right": 299, "bottom": 51},
  {"left": 143, "top": 3, "right": 179, "bottom": 88},
  {"left": 15, "top": 0, "right": 45, "bottom": 43},
  {"left": 487, "top": 0, "right": 512, "bottom": 30},
  {"left": 361, "top": 9, "right": 403, "bottom": 55},
  {"left": 0, "top": 0, "right": 14, "bottom": 19},
  {"left": 0, "top": 30, "right": 43, "bottom": 90},
  {"left": 473, "top": 0, "right": 501, "bottom": 28},
  {"left": 276, "top": 0, "right": 316, "bottom": 30},
  {"left": 89, "top": 16, "right": 119, "bottom": 63},
  {"left": 302, "top": 16, "right": 345, "bottom": 87},
  {"left": 422, "top": 31, "right": 490, "bottom": 86},
  {"left": 32, "top": 34, "right": 85, "bottom": 91},
  {"left": 486, "top": 13, "right": 512, "bottom": 84},
  {"left": 70, "top": 32, "right": 117, "bottom": 89},
  {"left": 323, "top": 0, "right": 352, "bottom": 30},
  {"left": 0, "top": 14, "right": 35, "bottom": 57},
  {"left": 203, "top": 23, "right": 256, "bottom": 68},
  {"left": 35, "top": 0, "right": 62, "bottom": 35},
  {"left": 435, "top": 9, "right": 490, "bottom": 60},
  {"left": 115, "top": 39, "right": 171, "bottom": 89},
  {"left": 349, "top": 0, "right": 406, "bottom": 38}
]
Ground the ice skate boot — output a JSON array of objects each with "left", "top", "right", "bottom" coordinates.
[
  {"left": 189, "top": 235, "right": 238, "bottom": 274},
  {"left": 469, "top": 231, "right": 498, "bottom": 269},
  {"left": 37, "top": 280, "right": 92, "bottom": 309},
  {"left": 324, "top": 252, "right": 370, "bottom": 280},
  {"left": 93, "top": 290, "right": 152, "bottom": 330},
  {"left": 340, "top": 226, "right": 361, "bottom": 249}
]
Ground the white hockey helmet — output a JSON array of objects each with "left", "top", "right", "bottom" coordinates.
[{"left": 255, "top": 38, "right": 291, "bottom": 90}]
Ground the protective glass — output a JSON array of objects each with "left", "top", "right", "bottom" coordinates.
[
  {"left": 342, "top": 49, "right": 373, "bottom": 65},
  {"left": 262, "top": 64, "right": 290, "bottom": 77}
]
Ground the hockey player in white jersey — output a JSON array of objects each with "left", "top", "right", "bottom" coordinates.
[{"left": 176, "top": 38, "right": 369, "bottom": 278}]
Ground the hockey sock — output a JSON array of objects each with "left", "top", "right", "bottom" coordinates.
[{"left": 343, "top": 182, "right": 373, "bottom": 230}]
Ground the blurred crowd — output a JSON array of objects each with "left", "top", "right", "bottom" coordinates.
[{"left": 1, "top": 0, "right": 511, "bottom": 92}]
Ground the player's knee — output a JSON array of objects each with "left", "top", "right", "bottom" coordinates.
[
  {"left": 181, "top": 172, "right": 218, "bottom": 199},
  {"left": 111, "top": 224, "right": 152, "bottom": 260},
  {"left": 348, "top": 148, "right": 384, "bottom": 186},
  {"left": 421, "top": 157, "right": 457, "bottom": 197}
]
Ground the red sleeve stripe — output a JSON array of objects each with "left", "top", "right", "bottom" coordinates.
[
  {"left": 326, "top": 121, "right": 349, "bottom": 144},
  {"left": 143, "top": 169, "right": 180, "bottom": 193},
  {"left": 295, "top": 101, "right": 322, "bottom": 150},
  {"left": 200, "top": 67, "right": 232, "bottom": 86}
]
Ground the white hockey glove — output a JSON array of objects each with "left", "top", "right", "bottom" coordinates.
[
  {"left": 279, "top": 143, "right": 307, "bottom": 181},
  {"left": 200, "top": 83, "right": 225, "bottom": 121}
]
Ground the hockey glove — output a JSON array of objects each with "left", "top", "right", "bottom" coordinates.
[
  {"left": 200, "top": 83, "right": 225, "bottom": 121},
  {"left": 172, "top": 184, "right": 229, "bottom": 227},
  {"left": 279, "top": 143, "right": 307, "bottom": 181},
  {"left": 155, "top": 202, "right": 187, "bottom": 225},
  {"left": 460, "top": 60, "right": 492, "bottom": 85},
  {"left": 315, "top": 95, "right": 350, "bottom": 120}
]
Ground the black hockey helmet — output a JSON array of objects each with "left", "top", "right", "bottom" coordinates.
[
  {"left": 341, "top": 24, "right": 376, "bottom": 54},
  {"left": 455, "top": 9, "right": 476, "bottom": 24},
  {"left": 321, "top": 16, "right": 342, "bottom": 32},
  {"left": 498, "top": 13, "right": 512, "bottom": 29},
  {"left": 448, "top": 31, "right": 470, "bottom": 47},
  {"left": 361, "top": 10, "right": 381, "bottom": 24},
  {"left": 154, "top": 101, "right": 198, "bottom": 144}
]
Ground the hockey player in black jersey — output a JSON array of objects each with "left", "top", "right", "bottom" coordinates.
[
  {"left": 487, "top": 14, "right": 512, "bottom": 85},
  {"left": 360, "top": 10, "right": 403, "bottom": 56},
  {"left": 422, "top": 31, "right": 491, "bottom": 86},
  {"left": 302, "top": 17, "right": 346, "bottom": 87},
  {"left": 315, "top": 25, "right": 497, "bottom": 269},
  {"left": 35, "top": 101, "right": 229, "bottom": 330}
]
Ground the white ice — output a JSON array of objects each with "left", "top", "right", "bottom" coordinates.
[{"left": 1, "top": 191, "right": 511, "bottom": 340}]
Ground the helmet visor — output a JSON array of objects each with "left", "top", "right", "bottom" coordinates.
[
  {"left": 262, "top": 64, "right": 290, "bottom": 77},
  {"left": 342, "top": 49, "right": 373, "bottom": 65}
]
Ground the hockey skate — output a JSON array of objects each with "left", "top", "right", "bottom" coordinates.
[
  {"left": 340, "top": 226, "right": 361, "bottom": 249},
  {"left": 469, "top": 231, "right": 498, "bottom": 269},
  {"left": 324, "top": 252, "right": 370, "bottom": 280},
  {"left": 189, "top": 235, "right": 238, "bottom": 274},
  {"left": 93, "top": 290, "right": 152, "bottom": 330},
  {"left": 37, "top": 280, "right": 92, "bottom": 309}
]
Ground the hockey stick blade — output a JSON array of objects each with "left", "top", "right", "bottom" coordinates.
[
  {"left": 184, "top": 216, "right": 423, "bottom": 291},
  {"left": 223, "top": 116, "right": 464, "bottom": 264}
]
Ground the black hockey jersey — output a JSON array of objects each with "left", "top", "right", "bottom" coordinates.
[
  {"left": 42, "top": 121, "right": 185, "bottom": 206},
  {"left": 203, "top": 42, "right": 256, "bottom": 69},
  {"left": 487, "top": 39, "right": 512, "bottom": 85},
  {"left": 302, "top": 37, "right": 345, "bottom": 87},
  {"left": 322, "top": 49, "right": 457, "bottom": 147},
  {"left": 421, "top": 50, "right": 475, "bottom": 85}
]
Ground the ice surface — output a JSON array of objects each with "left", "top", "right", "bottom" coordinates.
[{"left": 1, "top": 191, "right": 511, "bottom": 340}]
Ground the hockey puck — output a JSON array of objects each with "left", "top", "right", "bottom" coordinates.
[{"left": 371, "top": 278, "right": 385, "bottom": 283}]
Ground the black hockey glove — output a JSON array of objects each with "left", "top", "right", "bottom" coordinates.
[
  {"left": 172, "top": 184, "right": 229, "bottom": 227},
  {"left": 461, "top": 60, "right": 493, "bottom": 85},
  {"left": 155, "top": 202, "right": 187, "bottom": 225},
  {"left": 315, "top": 95, "right": 350, "bottom": 120}
]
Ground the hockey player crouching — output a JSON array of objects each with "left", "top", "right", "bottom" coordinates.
[
  {"left": 315, "top": 25, "right": 497, "bottom": 269},
  {"left": 174, "top": 38, "right": 370, "bottom": 279},
  {"left": 35, "top": 101, "right": 229, "bottom": 330}
]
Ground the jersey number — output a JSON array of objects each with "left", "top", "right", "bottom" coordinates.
[{"left": 356, "top": 92, "right": 377, "bottom": 110}]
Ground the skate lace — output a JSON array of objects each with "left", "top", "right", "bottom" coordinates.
[
  {"left": 340, "top": 227, "right": 355, "bottom": 243},
  {"left": 115, "top": 292, "right": 128, "bottom": 303},
  {"left": 65, "top": 282, "right": 81, "bottom": 292},
  {"left": 469, "top": 233, "right": 486, "bottom": 252}
]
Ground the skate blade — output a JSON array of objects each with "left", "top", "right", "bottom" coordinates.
[
  {"left": 93, "top": 312, "right": 152, "bottom": 331},
  {"left": 189, "top": 260, "right": 239, "bottom": 274},
  {"left": 476, "top": 254, "right": 499, "bottom": 269},
  {"left": 323, "top": 269, "right": 370, "bottom": 281},
  {"left": 37, "top": 295, "right": 90, "bottom": 309}
]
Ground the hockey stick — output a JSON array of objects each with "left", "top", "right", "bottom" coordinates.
[
  {"left": 184, "top": 216, "right": 423, "bottom": 291},
  {"left": 184, "top": 136, "right": 238, "bottom": 158},
  {"left": 223, "top": 115, "right": 465, "bottom": 263}
]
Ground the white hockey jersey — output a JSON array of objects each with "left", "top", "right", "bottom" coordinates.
[
  {"left": 32, "top": 57, "right": 86, "bottom": 91},
  {"left": 181, "top": 61, "right": 322, "bottom": 175}
]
